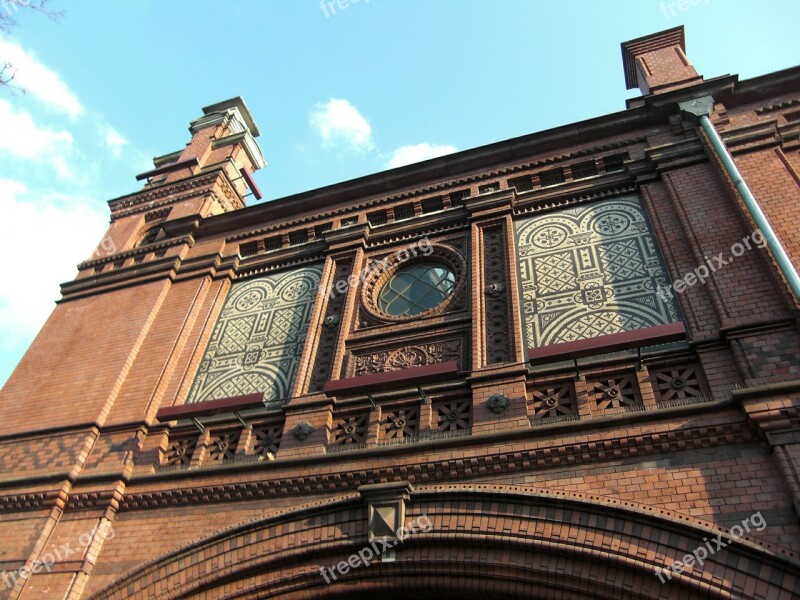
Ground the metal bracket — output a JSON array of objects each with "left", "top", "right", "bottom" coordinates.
[
  {"left": 191, "top": 418, "right": 205, "bottom": 434},
  {"left": 367, "top": 394, "right": 377, "bottom": 409},
  {"left": 678, "top": 95, "right": 714, "bottom": 121},
  {"left": 573, "top": 358, "right": 584, "bottom": 381},
  {"left": 417, "top": 386, "right": 429, "bottom": 404},
  {"left": 233, "top": 411, "right": 248, "bottom": 428}
]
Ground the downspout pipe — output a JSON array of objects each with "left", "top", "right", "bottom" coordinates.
[{"left": 679, "top": 96, "right": 800, "bottom": 304}]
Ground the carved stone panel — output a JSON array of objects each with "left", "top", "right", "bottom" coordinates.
[
  {"left": 351, "top": 339, "right": 462, "bottom": 376},
  {"left": 515, "top": 195, "right": 681, "bottom": 348},
  {"left": 186, "top": 265, "right": 322, "bottom": 403}
]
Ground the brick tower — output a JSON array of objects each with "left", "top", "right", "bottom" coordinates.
[{"left": 1, "top": 27, "right": 800, "bottom": 600}]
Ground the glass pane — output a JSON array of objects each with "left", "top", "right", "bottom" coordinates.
[{"left": 377, "top": 262, "right": 456, "bottom": 317}]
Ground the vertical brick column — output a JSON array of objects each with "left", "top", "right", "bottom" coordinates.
[
  {"left": 465, "top": 189, "right": 529, "bottom": 434},
  {"left": 282, "top": 224, "right": 369, "bottom": 457},
  {"left": 464, "top": 189, "right": 525, "bottom": 370}
]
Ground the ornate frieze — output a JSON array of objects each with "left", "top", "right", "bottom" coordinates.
[{"left": 352, "top": 339, "right": 462, "bottom": 376}]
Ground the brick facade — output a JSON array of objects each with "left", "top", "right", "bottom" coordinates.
[{"left": 1, "top": 27, "right": 799, "bottom": 599}]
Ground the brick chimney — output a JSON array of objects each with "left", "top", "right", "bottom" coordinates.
[
  {"left": 145, "top": 96, "right": 266, "bottom": 195},
  {"left": 97, "top": 98, "right": 267, "bottom": 256},
  {"left": 621, "top": 26, "right": 703, "bottom": 95}
]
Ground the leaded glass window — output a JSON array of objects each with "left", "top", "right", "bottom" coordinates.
[{"left": 377, "top": 263, "right": 456, "bottom": 317}]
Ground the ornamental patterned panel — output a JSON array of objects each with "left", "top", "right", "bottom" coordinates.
[
  {"left": 186, "top": 265, "right": 322, "bottom": 404},
  {"left": 515, "top": 196, "right": 681, "bottom": 348},
  {"left": 483, "top": 224, "right": 514, "bottom": 364},
  {"left": 382, "top": 407, "right": 419, "bottom": 441},
  {"left": 308, "top": 257, "right": 353, "bottom": 392}
]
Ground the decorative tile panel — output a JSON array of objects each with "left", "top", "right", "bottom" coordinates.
[
  {"left": 652, "top": 365, "right": 707, "bottom": 402},
  {"left": 589, "top": 375, "right": 641, "bottom": 411},
  {"left": 332, "top": 413, "right": 370, "bottom": 445},
  {"left": 252, "top": 422, "right": 283, "bottom": 458},
  {"left": 382, "top": 407, "right": 419, "bottom": 440},
  {"left": 515, "top": 196, "right": 681, "bottom": 348},
  {"left": 206, "top": 431, "right": 238, "bottom": 463},
  {"left": 483, "top": 224, "right": 514, "bottom": 364},
  {"left": 186, "top": 265, "right": 322, "bottom": 403},
  {"left": 435, "top": 399, "right": 472, "bottom": 432},
  {"left": 529, "top": 385, "right": 576, "bottom": 420},
  {"left": 308, "top": 258, "right": 353, "bottom": 392},
  {"left": 163, "top": 436, "right": 196, "bottom": 467}
]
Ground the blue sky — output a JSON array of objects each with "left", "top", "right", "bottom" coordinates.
[{"left": 0, "top": 0, "right": 798, "bottom": 387}]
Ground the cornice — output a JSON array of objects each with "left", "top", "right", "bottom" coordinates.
[
  {"left": 0, "top": 393, "right": 747, "bottom": 513},
  {"left": 198, "top": 118, "right": 651, "bottom": 240},
  {"left": 61, "top": 255, "right": 180, "bottom": 300},
  {"left": 720, "top": 119, "right": 781, "bottom": 154},
  {"left": 366, "top": 213, "right": 470, "bottom": 248},
  {"left": 117, "top": 417, "right": 751, "bottom": 512},
  {"left": 513, "top": 180, "right": 638, "bottom": 217},
  {"left": 644, "top": 137, "right": 706, "bottom": 171},
  {"left": 234, "top": 251, "right": 326, "bottom": 281},
  {"left": 108, "top": 170, "right": 243, "bottom": 220},
  {"left": 77, "top": 236, "right": 192, "bottom": 270},
  {"left": 219, "top": 139, "right": 645, "bottom": 245},
  {"left": 755, "top": 97, "right": 800, "bottom": 115}
]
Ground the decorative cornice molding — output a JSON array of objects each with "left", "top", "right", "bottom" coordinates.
[
  {"left": 366, "top": 219, "right": 469, "bottom": 249},
  {"left": 234, "top": 252, "right": 326, "bottom": 281},
  {"left": 77, "top": 236, "right": 192, "bottom": 270},
  {"left": 113, "top": 420, "right": 751, "bottom": 512},
  {"left": 755, "top": 97, "right": 800, "bottom": 115},
  {"left": 108, "top": 171, "right": 243, "bottom": 220},
  {"left": 218, "top": 139, "right": 646, "bottom": 244},
  {"left": 644, "top": 137, "right": 706, "bottom": 171},
  {"left": 513, "top": 183, "right": 638, "bottom": 216},
  {"left": 61, "top": 255, "right": 180, "bottom": 300},
  {"left": 211, "top": 131, "right": 266, "bottom": 170}
]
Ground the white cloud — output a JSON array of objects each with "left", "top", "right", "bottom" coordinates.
[
  {"left": 0, "top": 98, "right": 75, "bottom": 178},
  {"left": 309, "top": 98, "right": 374, "bottom": 151},
  {"left": 99, "top": 122, "right": 129, "bottom": 158},
  {"left": 385, "top": 143, "right": 458, "bottom": 169},
  {"left": 0, "top": 179, "right": 108, "bottom": 351},
  {"left": 0, "top": 37, "right": 84, "bottom": 118}
]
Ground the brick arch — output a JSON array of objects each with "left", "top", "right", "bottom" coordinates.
[{"left": 89, "top": 485, "right": 800, "bottom": 599}]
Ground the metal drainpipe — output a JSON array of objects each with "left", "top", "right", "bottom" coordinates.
[{"left": 679, "top": 96, "right": 800, "bottom": 304}]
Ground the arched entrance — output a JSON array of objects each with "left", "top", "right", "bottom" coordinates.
[{"left": 90, "top": 485, "right": 800, "bottom": 599}]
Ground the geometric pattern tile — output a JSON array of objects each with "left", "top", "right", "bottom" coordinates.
[
  {"left": 206, "top": 431, "right": 238, "bottom": 463},
  {"left": 515, "top": 196, "right": 681, "bottom": 348},
  {"left": 163, "top": 435, "right": 197, "bottom": 467},
  {"left": 370, "top": 504, "right": 400, "bottom": 538},
  {"left": 529, "top": 384, "right": 576, "bottom": 420},
  {"left": 652, "top": 365, "right": 706, "bottom": 402},
  {"left": 435, "top": 399, "right": 472, "bottom": 432},
  {"left": 252, "top": 422, "right": 283, "bottom": 458},
  {"left": 332, "top": 413, "right": 370, "bottom": 445},
  {"left": 186, "top": 265, "right": 322, "bottom": 404},
  {"left": 382, "top": 407, "right": 419, "bottom": 440},
  {"left": 589, "top": 375, "right": 641, "bottom": 411}
]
